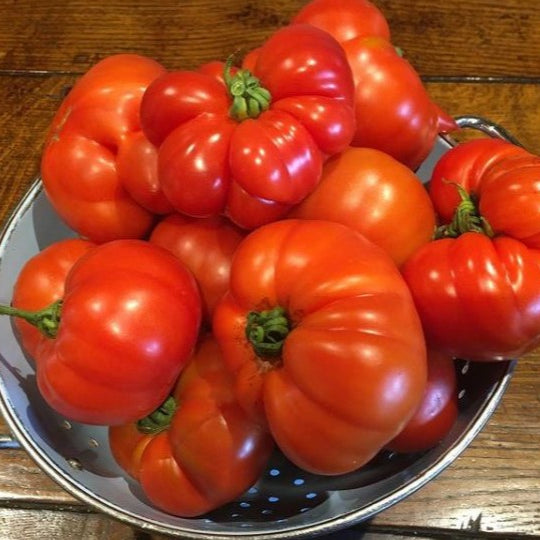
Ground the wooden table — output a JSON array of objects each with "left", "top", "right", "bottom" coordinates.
[{"left": 1, "top": 1, "right": 539, "bottom": 538}]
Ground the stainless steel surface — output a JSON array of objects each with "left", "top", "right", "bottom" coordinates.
[{"left": 0, "top": 117, "right": 519, "bottom": 539}]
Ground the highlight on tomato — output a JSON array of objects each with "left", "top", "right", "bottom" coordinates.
[
  {"left": 292, "top": 0, "right": 457, "bottom": 170},
  {"left": 290, "top": 147, "right": 436, "bottom": 267},
  {"left": 213, "top": 219, "right": 427, "bottom": 475},
  {"left": 140, "top": 24, "right": 356, "bottom": 229},
  {"left": 41, "top": 54, "right": 172, "bottom": 243},
  {"left": 109, "top": 336, "right": 274, "bottom": 517},
  {"left": 0, "top": 239, "right": 202, "bottom": 425}
]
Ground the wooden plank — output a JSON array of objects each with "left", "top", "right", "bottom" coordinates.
[
  {"left": 376, "top": 0, "right": 540, "bottom": 78},
  {"left": 426, "top": 81, "right": 540, "bottom": 154},
  {"left": 0, "top": 1, "right": 539, "bottom": 77},
  {"left": 0, "top": 449, "right": 76, "bottom": 505},
  {"left": 0, "top": 507, "right": 448, "bottom": 540},
  {"left": 0, "top": 507, "right": 146, "bottom": 540}
]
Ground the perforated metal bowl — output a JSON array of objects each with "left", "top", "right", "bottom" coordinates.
[{"left": 0, "top": 117, "right": 516, "bottom": 539}]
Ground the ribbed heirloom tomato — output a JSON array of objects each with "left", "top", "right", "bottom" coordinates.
[
  {"left": 429, "top": 137, "right": 540, "bottom": 248},
  {"left": 402, "top": 232, "right": 540, "bottom": 361},
  {"left": 41, "top": 54, "right": 171, "bottom": 243},
  {"left": 213, "top": 219, "right": 427, "bottom": 475},
  {"left": 140, "top": 24, "right": 355, "bottom": 228},
  {"left": 109, "top": 336, "right": 274, "bottom": 517},
  {"left": 404, "top": 138, "right": 540, "bottom": 360},
  {"left": 1, "top": 240, "right": 202, "bottom": 425}
]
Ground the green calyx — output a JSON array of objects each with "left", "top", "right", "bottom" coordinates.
[
  {"left": 434, "top": 183, "right": 494, "bottom": 239},
  {"left": 245, "top": 306, "right": 290, "bottom": 359},
  {"left": 224, "top": 55, "right": 271, "bottom": 121},
  {"left": 136, "top": 395, "right": 177, "bottom": 435},
  {"left": 0, "top": 299, "right": 62, "bottom": 339}
]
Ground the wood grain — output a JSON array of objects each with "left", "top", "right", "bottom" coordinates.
[{"left": 0, "top": 1, "right": 539, "bottom": 77}]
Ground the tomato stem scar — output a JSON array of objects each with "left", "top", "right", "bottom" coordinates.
[
  {"left": 136, "top": 395, "right": 177, "bottom": 434},
  {"left": 245, "top": 306, "right": 290, "bottom": 359},
  {"left": 223, "top": 55, "right": 271, "bottom": 121},
  {"left": 434, "top": 182, "right": 494, "bottom": 239}
]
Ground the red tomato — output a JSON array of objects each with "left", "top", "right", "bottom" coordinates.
[
  {"left": 11, "top": 238, "right": 96, "bottom": 358},
  {"left": 342, "top": 36, "right": 454, "bottom": 170},
  {"left": 109, "top": 336, "right": 274, "bottom": 517},
  {"left": 387, "top": 349, "right": 458, "bottom": 453},
  {"left": 149, "top": 213, "right": 245, "bottom": 323},
  {"left": 213, "top": 219, "right": 427, "bottom": 475},
  {"left": 3, "top": 240, "right": 202, "bottom": 424},
  {"left": 402, "top": 233, "right": 540, "bottom": 361},
  {"left": 429, "top": 138, "right": 540, "bottom": 248},
  {"left": 140, "top": 24, "right": 355, "bottom": 228},
  {"left": 290, "top": 147, "right": 436, "bottom": 267},
  {"left": 41, "top": 54, "right": 170, "bottom": 243},
  {"left": 292, "top": 0, "right": 457, "bottom": 170},
  {"left": 292, "top": 0, "right": 391, "bottom": 43}
]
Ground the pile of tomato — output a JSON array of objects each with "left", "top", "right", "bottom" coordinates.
[{"left": 2, "top": 0, "right": 540, "bottom": 518}]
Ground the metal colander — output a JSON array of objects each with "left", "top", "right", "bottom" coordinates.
[{"left": 0, "top": 116, "right": 516, "bottom": 539}]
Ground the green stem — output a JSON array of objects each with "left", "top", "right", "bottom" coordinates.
[
  {"left": 136, "top": 395, "right": 177, "bottom": 435},
  {"left": 434, "top": 183, "right": 494, "bottom": 239},
  {"left": 0, "top": 300, "right": 62, "bottom": 338},
  {"left": 223, "top": 55, "right": 271, "bottom": 121},
  {"left": 245, "top": 306, "right": 290, "bottom": 359}
]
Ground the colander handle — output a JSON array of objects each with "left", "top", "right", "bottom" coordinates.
[
  {"left": 0, "top": 433, "right": 20, "bottom": 449},
  {"left": 454, "top": 115, "right": 524, "bottom": 147}
]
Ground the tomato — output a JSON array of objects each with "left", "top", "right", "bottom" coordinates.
[
  {"left": 41, "top": 54, "right": 172, "bottom": 243},
  {"left": 140, "top": 24, "right": 355, "bottom": 228},
  {"left": 10, "top": 238, "right": 96, "bottom": 358},
  {"left": 429, "top": 138, "right": 540, "bottom": 248},
  {"left": 402, "top": 233, "right": 540, "bottom": 361},
  {"left": 290, "top": 147, "right": 436, "bottom": 266},
  {"left": 292, "top": 0, "right": 391, "bottom": 43},
  {"left": 213, "top": 219, "right": 427, "bottom": 475},
  {"left": 149, "top": 213, "right": 245, "bottom": 323},
  {"left": 1, "top": 240, "right": 202, "bottom": 424},
  {"left": 387, "top": 349, "right": 458, "bottom": 453},
  {"left": 109, "top": 336, "right": 274, "bottom": 517},
  {"left": 292, "top": 0, "right": 457, "bottom": 170}
]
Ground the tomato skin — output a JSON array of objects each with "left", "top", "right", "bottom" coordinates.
[
  {"left": 140, "top": 24, "right": 355, "bottom": 227},
  {"left": 290, "top": 147, "right": 436, "bottom": 267},
  {"left": 213, "top": 219, "right": 427, "bottom": 475},
  {"left": 41, "top": 54, "right": 168, "bottom": 243},
  {"left": 387, "top": 349, "right": 458, "bottom": 453},
  {"left": 11, "top": 238, "right": 96, "bottom": 359},
  {"left": 402, "top": 233, "right": 540, "bottom": 361},
  {"left": 292, "top": 1, "right": 456, "bottom": 170},
  {"left": 429, "top": 138, "right": 540, "bottom": 248},
  {"left": 109, "top": 336, "right": 274, "bottom": 517},
  {"left": 19, "top": 239, "right": 202, "bottom": 425},
  {"left": 116, "top": 130, "right": 173, "bottom": 215},
  {"left": 343, "top": 37, "right": 449, "bottom": 170},
  {"left": 149, "top": 213, "right": 245, "bottom": 323},
  {"left": 292, "top": 0, "right": 391, "bottom": 43}
]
